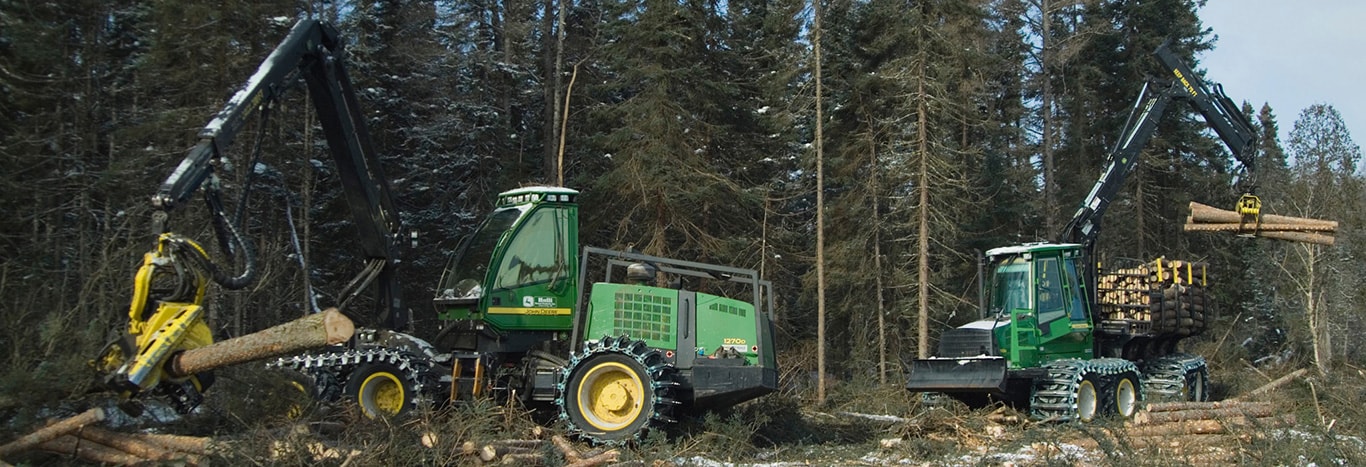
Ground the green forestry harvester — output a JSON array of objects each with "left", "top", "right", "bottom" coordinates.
[
  {"left": 91, "top": 19, "right": 777, "bottom": 444},
  {"left": 273, "top": 187, "right": 780, "bottom": 443},
  {"left": 906, "top": 41, "right": 1260, "bottom": 422}
]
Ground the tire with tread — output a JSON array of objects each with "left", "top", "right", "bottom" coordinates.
[
  {"left": 1032, "top": 358, "right": 1143, "bottom": 422},
  {"left": 1107, "top": 371, "right": 1140, "bottom": 418},
  {"left": 558, "top": 335, "right": 678, "bottom": 444},
  {"left": 346, "top": 363, "right": 416, "bottom": 418},
  {"left": 1075, "top": 375, "right": 1100, "bottom": 422}
]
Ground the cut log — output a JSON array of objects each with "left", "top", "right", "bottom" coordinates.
[
  {"left": 1234, "top": 368, "right": 1309, "bottom": 401},
  {"left": 168, "top": 308, "right": 354, "bottom": 377},
  {"left": 489, "top": 439, "right": 545, "bottom": 449},
  {"left": 1189, "top": 202, "right": 1338, "bottom": 229},
  {"left": 133, "top": 432, "right": 214, "bottom": 455},
  {"left": 566, "top": 449, "right": 620, "bottom": 467},
  {"left": 1133, "top": 404, "right": 1275, "bottom": 424},
  {"left": 1126, "top": 419, "right": 1226, "bottom": 436},
  {"left": 1126, "top": 414, "right": 1295, "bottom": 435},
  {"left": 1256, "top": 231, "right": 1336, "bottom": 246},
  {"left": 551, "top": 435, "right": 583, "bottom": 463},
  {"left": 501, "top": 453, "right": 546, "bottom": 465},
  {"left": 1121, "top": 433, "right": 1251, "bottom": 450},
  {"left": 0, "top": 408, "right": 105, "bottom": 458},
  {"left": 481, "top": 444, "right": 537, "bottom": 462},
  {"left": 1182, "top": 222, "right": 1337, "bottom": 233},
  {"left": 36, "top": 435, "right": 143, "bottom": 465},
  {"left": 1144, "top": 400, "right": 1274, "bottom": 413},
  {"left": 74, "top": 426, "right": 193, "bottom": 463}
]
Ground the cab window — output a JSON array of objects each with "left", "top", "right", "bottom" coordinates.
[
  {"left": 1063, "top": 257, "right": 1088, "bottom": 322},
  {"left": 494, "top": 209, "right": 567, "bottom": 290},
  {"left": 1035, "top": 256, "right": 1066, "bottom": 324}
]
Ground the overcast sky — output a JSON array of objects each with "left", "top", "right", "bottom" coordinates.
[{"left": 1197, "top": 0, "right": 1365, "bottom": 149}]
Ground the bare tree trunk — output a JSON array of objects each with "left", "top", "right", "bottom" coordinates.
[
  {"left": 873, "top": 159, "right": 887, "bottom": 385},
  {"left": 540, "top": 0, "right": 557, "bottom": 180},
  {"left": 1304, "top": 246, "right": 1329, "bottom": 374},
  {"left": 916, "top": 54, "right": 930, "bottom": 359},
  {"left": 1040, "top": 0, "right": 1057, "bottom": 234},
  {"left": 813, "top": 0, "right": 827, "bottom": 405}
]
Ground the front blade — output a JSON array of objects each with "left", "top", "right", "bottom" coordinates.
[{"left": 906, "top": 357, "right": 1008, "bottom": 392}]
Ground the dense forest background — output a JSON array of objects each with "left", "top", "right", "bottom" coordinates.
[{"left": 1, "top": 0, "right": 1362, "bottom": 405}]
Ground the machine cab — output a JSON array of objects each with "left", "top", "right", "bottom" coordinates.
[
  {"left": 982, "top": 243, "right": 1094, "bottom": 367},
  {"left": 434, "top": 187, "right": 580, "bottom": 333}
]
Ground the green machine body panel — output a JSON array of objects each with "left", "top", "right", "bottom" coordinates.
[
  {"left": 694, "top": 294, "right": 762, "bottom": 366},
  {"left": 584, "top": 283, "right": 679, "bottom": 351}
]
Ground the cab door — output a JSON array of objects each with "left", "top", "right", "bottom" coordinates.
[
  {"left": 1034, "top": 251, "right": 1092, "bottom": 359},
  {"left": 484, "top": 206, "right": 577, "bottom": 331}
]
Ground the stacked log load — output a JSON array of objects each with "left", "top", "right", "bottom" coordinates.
[{"left": 1096, "top": 258, "right": 1209, "bottom": 336}]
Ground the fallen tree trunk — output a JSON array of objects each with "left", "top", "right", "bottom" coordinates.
[
  {"left": 0, "top": 408, "right": 105, "bottom": 459},
  {"left": 1233, "top": 368, "right": 1309, "bottom": 401},
  {"left": 168, "top": 308, "right": 354, "bottom": 377}
]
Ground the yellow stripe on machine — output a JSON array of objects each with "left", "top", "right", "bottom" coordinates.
[{"left": 487, "top": 307, "right": 572, "bottom": 316}]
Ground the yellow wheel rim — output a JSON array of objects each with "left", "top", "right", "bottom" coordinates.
[
  {"left": 1076, "top": 380, "right": 1098, "bottom": 422},
  {"left": 359, "top": 372, "right": 405, "bottom": 418},
  {"left": 575, "top": 361, "right": 645, "bottom": 431},
  {"left": 1115, "top": 378, "right": 1137, "bottom": 417}
]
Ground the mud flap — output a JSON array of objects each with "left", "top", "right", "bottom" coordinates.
[{"left": 906, "top": 357, "right": 1008, "bottom": 392}]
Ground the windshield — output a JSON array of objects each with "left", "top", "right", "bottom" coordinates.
[
  {"left": 988, "top": 256, "right": 1030, "bottom": 316},
  {"left": 435, "top": 206, "right": 527, "bottom": 300}
]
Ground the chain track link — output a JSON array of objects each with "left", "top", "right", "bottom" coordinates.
[
  {"left": 1030, "top": 358, "right": 1141, "bottom": 422},
  {"left": 1141, "top": 353, "right": 1208, "bottom": 401},
  {"left": 556, "top": 335, "right": 680, "bottom": 445},
  {"left": 268, "top": 347, "right": 437, "bottom": 408}
]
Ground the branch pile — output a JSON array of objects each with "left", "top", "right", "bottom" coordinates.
[{"left": 1185, "top": 201, "right": 1337, "bottom": 245}]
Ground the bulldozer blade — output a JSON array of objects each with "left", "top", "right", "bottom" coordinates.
[{"left": 906, "top": 357, "right": 1008, "bottom": 392}]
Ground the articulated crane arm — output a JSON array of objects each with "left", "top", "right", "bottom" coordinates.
[
  {"left": 96, "top": 19, "right": 404, "bottom": 415},
  {"left": 1060, "top": 40, "right": 1261, "bottom": 250}
]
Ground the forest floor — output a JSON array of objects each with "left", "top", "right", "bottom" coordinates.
[{"left": 3, "top": 359, "right": 1365, "bottom": 466}]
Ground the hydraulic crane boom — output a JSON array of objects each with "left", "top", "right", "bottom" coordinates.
[
  {"left": 154, "top": 19, "right": 404, "bottom": 327},
  {"left": 1059, "top": 40, "right": 1260, "bottom": 249},
  {"left": 97, "top": 19, "right": 405, "bottom": 415}
]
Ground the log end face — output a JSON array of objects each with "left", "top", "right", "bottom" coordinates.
[{"left": 322, "top": 308, "right": 355, "bottom": 345}]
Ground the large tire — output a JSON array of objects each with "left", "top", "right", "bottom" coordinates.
[
  {"left": 1109, "top": 372, "right": 1140, "bottom": 418},
  {"left": 558, "top": 336, "right": 677, "bottom": 444},
  {"left": 563, "top": 352, "right": 655, "bottom": 440},
  {"left": 346, "top": 363, "right": 416, "bottom": 418},
  {"left": 1075, "top": 375, "right": 1100, "bottom": 423},
  {"left": 1183, "top": 366, "right": 1210, "bottom": 402}
]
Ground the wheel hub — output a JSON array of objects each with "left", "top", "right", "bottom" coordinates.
[
  {"left": 577, "top": 362, "right": 645, "bottom": 430},
  {"left": 362, "top": 373, "right": 404, "bottom": 416}
]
